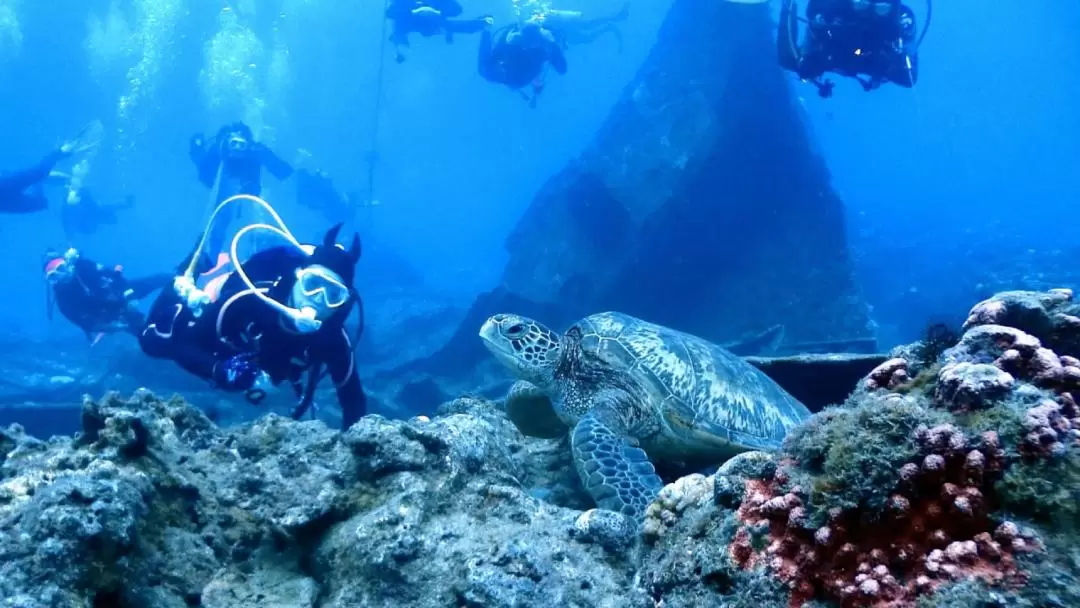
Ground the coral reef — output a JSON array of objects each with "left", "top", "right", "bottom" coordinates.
[
  {"left": 0, "top": 391, "right": 640, "bottom": 607},
  {"left": 5, "top": 289, "right": 1080, "bottom": 608},
  {"left": 638, "top": 289, "right": 1080, "bottom": 607}
]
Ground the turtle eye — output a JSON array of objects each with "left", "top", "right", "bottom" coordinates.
[{"left": 506, "top": 323, "right": 525, "bottom": 337}]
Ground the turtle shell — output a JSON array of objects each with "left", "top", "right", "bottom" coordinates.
[{"left": 572, "top": 312, "right": 811, "bottom": 451}]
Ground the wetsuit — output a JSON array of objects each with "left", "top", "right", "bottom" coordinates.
[
  {"left": 387, "top": 0, "right": 490, "bottom": 60},
  {"left": 0, "top": 149, "right": 67, "bottom": 214},
  {"left": 48, "top": 255, "right": 171, "bottom": 341},
  {"left": 798, "top": 0, "right": 917, "bottom": 91},
  {"left": 189, "top": 127, "right": 294, "bottom": 199},
  {"left": 479, "top": 23, "right": 565, "bottom": 91},
  {"left": 138, "top": 247, "right": 367, "bottom": 429},
  {"left": 61, "top": 190, "right": 133, "bottom": 238},
  {"left": 188, "top": 124, "right": 295, "bottom": 255},
  {"left": 538, "top": 4, "right": 630, "bottom": 51},
  {"left": 478, "top": 24, "right": 567, "bottom": 91},
  {"left": 296, "top": 169, "right": 357, "bottom": 224}
]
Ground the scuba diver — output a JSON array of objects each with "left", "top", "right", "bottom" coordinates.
[
  {"left": 52, "top": 157, "right": 133, "bottom": 239},
  {"left": 44, "top": 247, "right": 172, "bottom": 344},
  {"left": 0, "top": 122, "right": 102, "bottom": 214},
  {"left": 296, "top": 167, "right": 365, "bottom": 225},
  {"left": 528, "top": 3, "right": 630, "bottom": 52},
  {"left": 188, "top": 121, "right": 295, "bottom": 262},
  {"left": 779, "top": 0, "right": 925, "bottom": 98},
  {"left": 61, "top": 188, "right": 135, "bottom": 239},
  {"left": 138, "top": 194, "right": 368, "bottom": 431},
  {"left": 386, "top": 0, "right": 494, "bottom": 63},
  {"left": 478, "top": 21, "right": 567, "bottom": 108}
]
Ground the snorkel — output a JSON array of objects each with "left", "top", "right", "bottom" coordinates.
[{"left": 174, "top": 194, "right": 355, "bottom": 334}]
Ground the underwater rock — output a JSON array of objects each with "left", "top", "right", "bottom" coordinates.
[
  {"left": 6, "top": 288, "right": 1080, "bottom": 607},
  {"left": 0, "top": 336, "right": 113, "bottom": 404},
  {"left": 0, "top": 391, "right": 639, "bottom": 606}
]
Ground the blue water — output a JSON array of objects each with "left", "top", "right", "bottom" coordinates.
[{"left": 0, "top": 0, "right": 1077, "bottom": 356}]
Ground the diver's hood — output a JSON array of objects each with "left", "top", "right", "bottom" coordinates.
[
  {"left": 218, "top": 121, "right": 253, "bottom": 141},
  {"left": 306, "top": 223, "right": 361, "bottom": 287}
]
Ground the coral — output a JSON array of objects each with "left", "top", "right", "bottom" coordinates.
[
  {"left": 643, "top": 473, "right": 715, "bottom": 541},
  {"left": 783, "top": 392, "right": 952, "bottom": 523},
  {"left": 727, "top": 451, "right": 1037, "bottom": 607},
  {"left": 935, "top": 363, "right": 1015, "bottom": 411},
  {"left": 865, "top": 358, "right": 911, "bottom": 391},
  {"left": 963, "top": 289, "right": 1080, "bottom": 357},
  {"left": 910, "top": 323, "right": 962, "bottom": 371},
  {"left": 7, "top": 288, "right": 1080, "bottom": 608},
  {"left": 712, "top": 290, "right": 1080, "bottom": 607}
]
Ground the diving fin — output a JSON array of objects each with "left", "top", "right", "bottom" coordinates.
[{"left": 65, "top": 120, "right": 104, "bottom": 156}]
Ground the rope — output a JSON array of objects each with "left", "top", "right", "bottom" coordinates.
[{"left": 366, "top": 3, "right": 391, "bottom": 201}]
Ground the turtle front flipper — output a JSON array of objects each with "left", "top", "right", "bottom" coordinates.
[
  {"left": 504, "top": 380, "right": 568, "bottom": 438},
  {"left": 571, "top": 399, "right": 663, "bottom": 519}
]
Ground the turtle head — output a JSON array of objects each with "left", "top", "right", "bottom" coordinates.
[{"left": 479, "top": 313, "right": 562, "bottom": 386}]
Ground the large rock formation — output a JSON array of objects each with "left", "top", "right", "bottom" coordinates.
[
  {"left": 4, "top": 290, "right": 1080, "bottom": 607},
  {"left": 375, "top": 0, "right": 875, "bottom": 410}
]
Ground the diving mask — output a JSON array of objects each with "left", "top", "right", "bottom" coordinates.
[
  {"left": 44, "top": 258, "right": 68, "bottom": 283},
  {"left": 46, "top": 248, "right": 80, "bottom": 281},
  {"left": 293, "top": 265, "right": 351, "bottom": 315},
  {"left": 226, "top": 134, "right": 250, "bottom": 154}
]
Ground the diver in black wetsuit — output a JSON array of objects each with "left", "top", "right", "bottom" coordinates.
[
  {"left": 188, "top": 121, "right": 295, "bottom": 257},
  {"left": 44, "top": 248, "right": 172, "bottom": 344},
  {"left": 61, "top": 189, "right": 135, "bottom": 239},
  {"left": 531, "top": 3, "right": 630, "bottom": 52},
  {"left": 0, "top": 146, "right": 76, "bottom": 214},
  {"left": 296, "top": 168, "right": 364, "bottom": 225},
  {"left": 0, "top": 123, "right": 102, "bottom": 214},
  {"left": 138, "top": 222, "right": 367, "bottom": 430},
  {"left": 478, "top": 21, "right": 567, "bottom": 107},
  {"left": 386, "top": 0, "right": 493, "bottom": 63},
  {"left": 783, "top": 0, "right": 919, "bottom": 97}
]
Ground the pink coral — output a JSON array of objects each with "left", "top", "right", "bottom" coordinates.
[
  {"left": 1021, "top": 399, "right": 1079, "bottom": 457},
  {"left": 729, "top": 460, "right": 1036, "bottom": 607},
  {"left": 724, "top": 290, "right": 1080, "bottom": 607},
  {"left": 865, "top": 358, "right": 911, "bottom": 391},
  {"left": 964, "top": 298, "right": 1008, "bottom": 329},
  {"left": 729, "top": 414, "right": 1036, "bottom": 608}
]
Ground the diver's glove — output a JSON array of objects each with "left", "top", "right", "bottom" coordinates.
[
  {"left": 213, "top": 353, "right": 262, "bottom": 391},
  {"left": 174, "top": 275, "right": 210, "bottom": 317}
]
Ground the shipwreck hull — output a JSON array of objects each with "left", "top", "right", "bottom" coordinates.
[{"left": 376, "top": 0, "right": 876, "bottom": 410}]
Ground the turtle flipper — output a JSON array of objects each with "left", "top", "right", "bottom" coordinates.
[
  {"left": 571, "top": 402, "right": 663, "bottom": 519},
  {"left": 504, "top": 380, "right": 568, "bottom": 438}
]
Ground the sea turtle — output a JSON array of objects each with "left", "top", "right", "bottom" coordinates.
[{"left": 479, "top": 311, "right": 812, "bottom": 519}]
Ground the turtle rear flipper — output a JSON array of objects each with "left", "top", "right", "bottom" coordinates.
[{"left": 571, "top": 397, "right": 663, "bottom": 519}]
